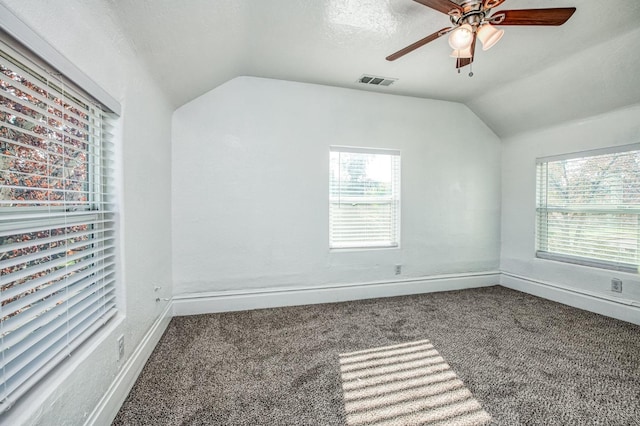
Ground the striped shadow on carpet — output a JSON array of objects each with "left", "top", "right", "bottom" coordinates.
[{"left": 340, "top": 340, "right": 491, "bottom": 425}]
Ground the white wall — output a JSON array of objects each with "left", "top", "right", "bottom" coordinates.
[
  {"left": 501, "top": 105, "right": 640, "bottom": 319},
  {"left": 0, "top": 0, "right": 173, "bottom": 424},
  {"left": 172, "top": 77, "right": 502, "bottom": 296}
]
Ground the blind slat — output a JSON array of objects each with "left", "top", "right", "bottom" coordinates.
[
  {"left": 0, "top": 232, "right": 112, "bottom": 270},
  {"left": 0, "top": 55, "right": 101, "bottom": 123},
  {"left": 1, "top": 256, "right": 115, "bottom": 320},
  {"left": 0, "top": 217, "right": 112, "bottom": 238},
  {"left": 1, "top": 273, "right": 115, "bottom": 351},
  {"left": 1, "top": 243, "right": 115, "bottom": 291},
  {"left": 1, "top": 226, "right": 114, "bottom": 253},
  {"left": 3, "top": 287, "right": 114, "bottom": 376},
  {"left": 2, "top": 303, "right": 116, "bottom": 400}
]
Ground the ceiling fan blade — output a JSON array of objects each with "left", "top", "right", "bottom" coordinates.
[
  {"left": 455, "top": 35, "right": 476, "bottom": 69},
  {"left": 456, "top": 57, "right": 470, "bottom": 68},
  {"left": 386, "top": 27, "right": 451, "bottom": 61},
  {"left": 413, "top": 0, "right": 463, "bottom": 15},
  {"left": 492, "top": 8, "right": 576, "bottom": 26}
]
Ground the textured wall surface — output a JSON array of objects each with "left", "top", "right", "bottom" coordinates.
[{"left": 172, "top": 76, "right": 502, "bottom": 295}]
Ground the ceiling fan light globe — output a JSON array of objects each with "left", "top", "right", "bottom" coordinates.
[
  {"left": 477, "top": 23, "right": 504, "bottom": 51},
  {"left": 450, "top": 47, "right": 473, "bottom": 59},
  {"left": 448, "top": 24, "right": 474, "bottom": 50}
]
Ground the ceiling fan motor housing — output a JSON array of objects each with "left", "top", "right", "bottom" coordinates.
[{"left": 450, "top": 0, "right": 489, "bottom": 28}]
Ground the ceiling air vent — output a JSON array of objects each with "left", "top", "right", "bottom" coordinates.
[{"left": 358, "top": 74, "right": 397, "bottom": 87}]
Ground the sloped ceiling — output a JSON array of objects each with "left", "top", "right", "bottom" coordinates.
[{"left": 106, "top": 0, "right": 640, "bottom": 137}]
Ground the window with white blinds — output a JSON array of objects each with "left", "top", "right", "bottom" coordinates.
[
  {"left": 0, "top": 44, "right": 116, "bottom": 411},
  {"left": 330, "top": 147, "right": 400, "bottom": 249},
  {"left": 536, "top": 147, "right": 640, "bottom": 272}
]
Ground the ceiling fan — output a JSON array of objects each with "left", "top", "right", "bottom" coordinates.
[{"left": 386, "top": 0, "right": 576, "bottom": 71}]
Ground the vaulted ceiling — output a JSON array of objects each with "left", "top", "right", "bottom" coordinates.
[{"left": 106, "top": 0, "right": 640, "bottom": 137}]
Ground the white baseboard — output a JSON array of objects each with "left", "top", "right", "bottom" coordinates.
[
  {"left": 501, "top": 272, "right": 640, "bottom": 326},
  {"left": 85, "top": 301, "right": 173, "bottom": 426},
  {"left": 172, "top": 272, "right": 501, "bottom": 316}
]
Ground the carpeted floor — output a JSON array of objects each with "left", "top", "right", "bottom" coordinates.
[{"left": 113, "top": 286, "right": 640, "bottom": 425}]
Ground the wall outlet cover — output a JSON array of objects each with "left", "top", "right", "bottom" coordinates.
[{"left": 611, "top": 278, "right": 623, "bottom": 293}]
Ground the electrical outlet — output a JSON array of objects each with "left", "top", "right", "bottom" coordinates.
[
  {"left": 117, "top": 335, "right": 125, "bottom": 361},
  {"left": 395, "top": 264, "right": 402, "bottom": 275},
  {"left": 611, "top": 278, "right": 622, "bottom": 293}
]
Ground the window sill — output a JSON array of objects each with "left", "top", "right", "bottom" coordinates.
[
  {"left": 536, "top": 251, "right": 638, "bottom": 274},
  {"left": 330, "top": 245, "right": 400, "bottom": 253}
]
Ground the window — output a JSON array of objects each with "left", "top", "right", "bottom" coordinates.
[
  {"left": 329, "top": 146, "right": 400, "bottom": 249},
  {"left": 0, "top": 43, "right": 116, "bottom": 410},
  {"left": 536, "top": 146, "right": 640, "bottom": 272}
]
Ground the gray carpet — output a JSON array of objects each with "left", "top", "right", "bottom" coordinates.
[{"left": 113, "top": 286, "right": 640, "bottom": 425}]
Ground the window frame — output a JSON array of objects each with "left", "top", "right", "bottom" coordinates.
[
  {"left": 535, "top": 144, "right": 640, "bottom": 273},
  {"left": 329, "top": 146, "right": 401, "bottom": 250}
]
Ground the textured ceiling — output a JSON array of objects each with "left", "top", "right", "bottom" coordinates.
[{"left": 106, "top": 0, "right": 640, "bottom": 137}]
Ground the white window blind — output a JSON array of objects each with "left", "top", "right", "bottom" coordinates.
[
  {"left": 536, "top": 147, "right": 640, "bottom": 272},
  {"left": 330, "top": 147, "right": 400, "bottom": 249},
  {"left": 0, "top": 43, "right": 116, "bottom": 411}
]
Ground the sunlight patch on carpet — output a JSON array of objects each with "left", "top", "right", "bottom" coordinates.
[{"left": 339, "top": 340, "right": 491, "bottom": 425}]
